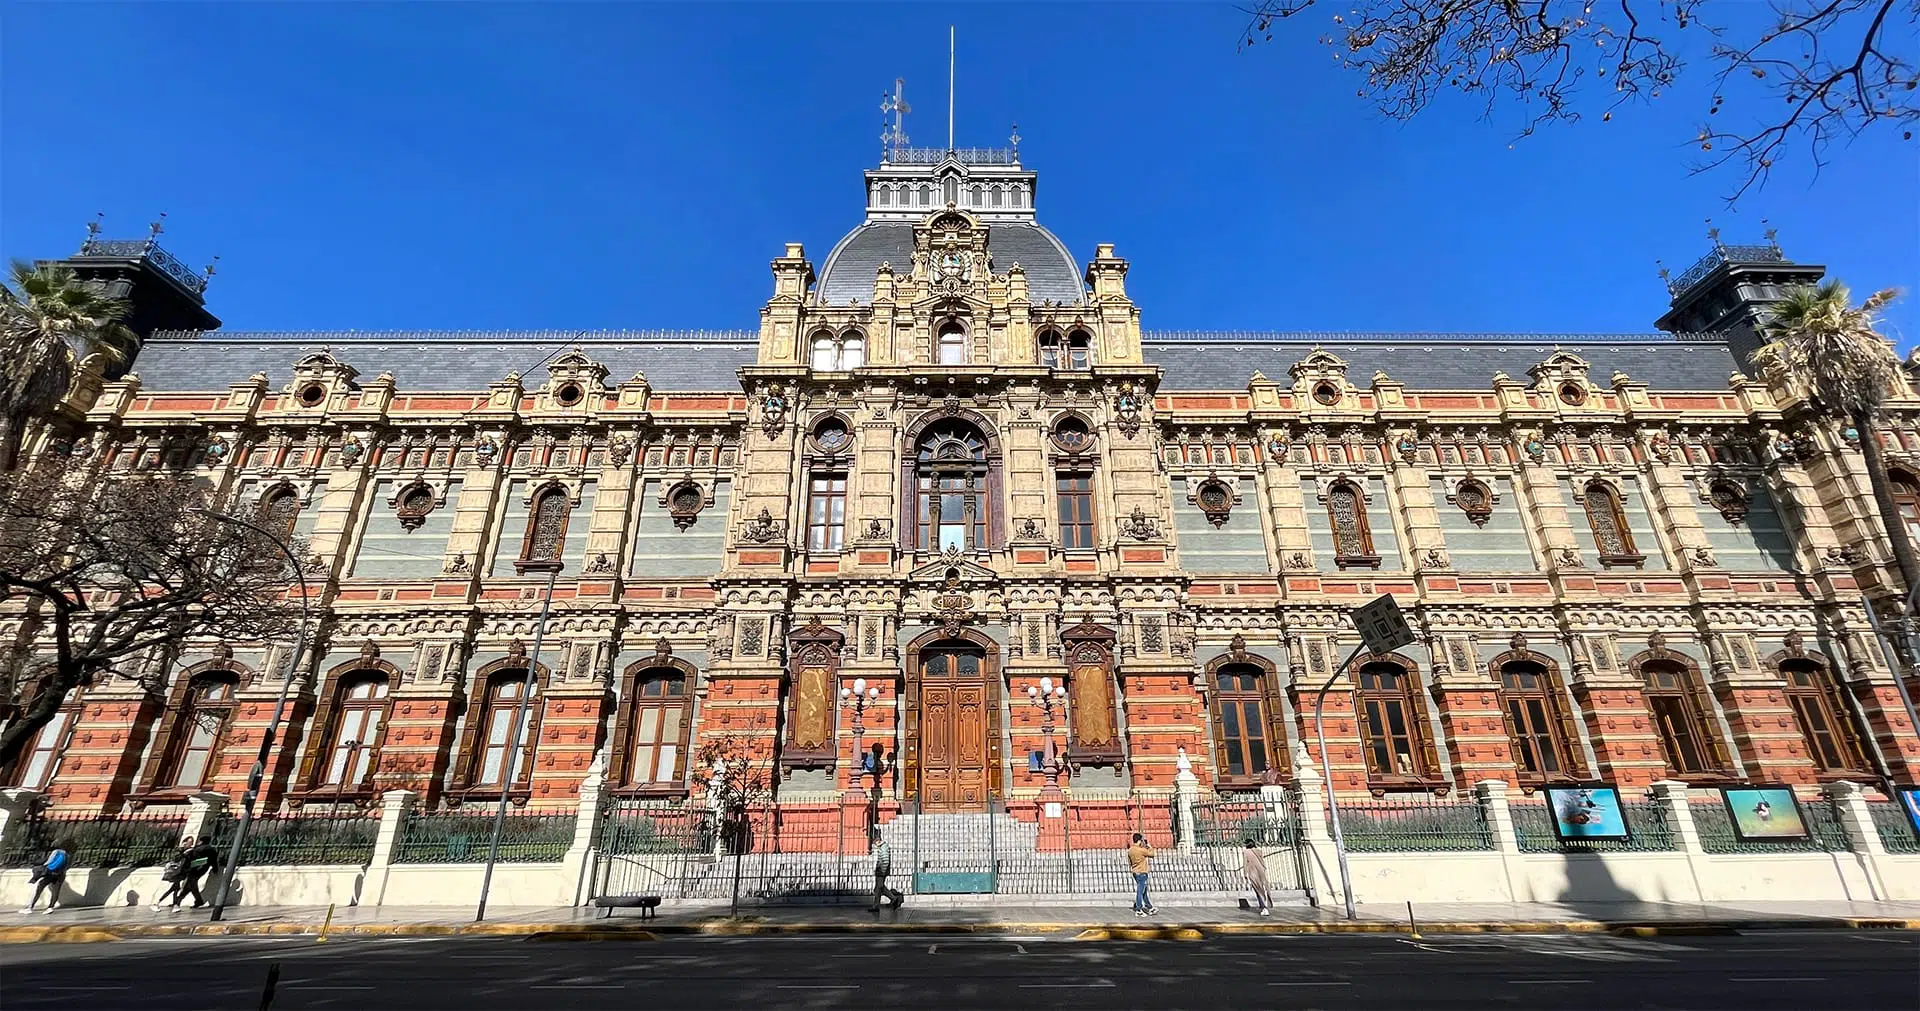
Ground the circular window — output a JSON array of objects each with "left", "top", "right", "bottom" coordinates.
[
  {"left": 1709, "top": 479, "right": 1750, "bottom": 523},
  {"left": 667, "top": 482, "right": 705, "bottom": 530},
  {"left": 298, "top": 383, "right": 327, "bottom": 408},
  {"left": 395, "top": 483, "right": 436, "bottom": 531},
  {"left": 1196, "top": 479, "right": 1233, "bottom": 527},
  {"left": 1051, "top": 417, "right": 1094, "bottom": 454},
  {"left": 1312, "top": 382, "right": 1341, "bottom": 406},
  {"left": 811, "top": 417, "right": 852, "bottom": 453},
  {"left": 554, "top": 382, "right": 584, "bottom": 407},
  {"left": 1454, "top": 479, "right": 1494, "bottom": 526},
  {"left": 1558, "top": 382, "right": 1587, "bottom": 406}
]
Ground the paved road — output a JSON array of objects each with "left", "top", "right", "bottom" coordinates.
[{"left": 2, "top": 930, "right": 1914, "bottom": 1009}]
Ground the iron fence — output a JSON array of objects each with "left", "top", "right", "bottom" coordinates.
[
  {"left": 393, "top": 809, "right": 575, "bottom": 864},
  {"left": 1868, "top": 802, "right": 1920, "bottom": 855},
  {"left": 0, "top": 810, "right": 185, "bottom": 869},
  {"left": 1333, "top": 794, "right": 1495, "bottom": 852},
  {"left": 206, "top": 810, "right": 380, "bottom": 866},
  {"left": 1511, "top": 800, "right": 1677, "bottom": 853},
  {"left": 1689, "top": 798, "right": 1852, "bottom": 854}
]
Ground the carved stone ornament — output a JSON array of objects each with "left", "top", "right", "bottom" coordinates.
[
  {"left": 304, "top": 553, "right": 331, "bottom": 574},
  {"left": 1783, "top": 629, "right": 1806, "bottom": 658},
  {"left": 653, "top": 637, "right": 674, "bottom": 661},
  {"left": 212, "top": 642, "right": 235, "bottom": 661},
  {"left": 474, "top": 437, "right": 499, "bottom": 463},
  {"left": 507, "top": 639, "right": 528, "bottom": 659},
  {"left": 668, "top": 481, "right": 704, "bottom": 530},
  {"left": 1421, "top": 547, "right": 1449, "bottom": 570},
  {"left": 583, "top": 552, "right": 614, "bottom": 575},
  {"left": 1113, "top": 383, "right": 1143, "bottom": 437},
  {"left": 1647, "top": 431, "right": 1675, "bottom": 463},
  {"left": 444, "top": 552, "right": 470, "bottom": 575},
  {"left": 1508, "top": 631, "right": 1530, "bottom": 656},
  {"left": 859, "top": 517, "right": 890, "bottom": 542},
  {"left": 1228, "top": 633, "right": 1249, "bottom": 663},
  {"left": 359, "top": 640, "right": 381, "bottom": 662},
  {"left": 1707, "top": 479, "right": 1750, "bottom": 525},
  {"left": 339, "top": 436, "right": 364, "bottom": 465},
  {"left": 1555, "top": 547, "right": 1583, "bottom": 568},
  {"left": 1452, "top": 479, "right": 1494, "bottom": 527},
  {"left": 1266, "top": 434, "right": 1291, "bottom": 464},
  {"left": 739, "top": 508, "right": 782, "bottom": 544},
  {"left": 1395, "top": 434, "right": 1419, "bottom": 463},
  {"left": 1823, "top": 544, "right": 1862, "bottom": 566},
  {"left": 1015, "top": 517, "right": 1045, "bottom": 541},
  {"left": 1195, "top": 479, "right": 1233, "bottom": 528},
  {"left": 1523, "top": 433, "right": 1547, "bottom": 462},
  {"left": 204, "top": 436, "right": 230, "bottom": 463},
  {"left": 760, "top": 390, "right": 789, "bottom": 436},
  {"left": 608, "top": 436, "right": 635, "bottom": 466},
  {"left": 1646, "top": 630, "right": 1669, "bottom": 656},
  {"left": 933, "top": 575, "right": 972, "bottom": 635},
  {"left": 1690, "top": 546, "right": 1718, "bottom": 567},
  {"left": 394, "top": 482, "right": 436, "bottom": 532},
  {"left": 1286, "top": 551, "right": 1311, "bottom": 570},
  {"left": 1118, "top": 506, "right": 1160, "bottom": 541}
]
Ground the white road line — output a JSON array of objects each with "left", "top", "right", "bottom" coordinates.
[
  {"left": 1507, "top": 979, "right": 1594, "bottom": 984},
  {"left": 1734, "top": 977, "right": 1827, "bottom": 983},
  {"left": 777, "top": 984, "right": 860, "bottom": 990},
  {"left": 290, "top": 985, "right": 377, "bottom": 990},
  {"left": 533, "top": 984, "right": 625, "bottom": 990},
  {"left": 1267, "top": 981, "right": 1352, "bottom": 986},
  {"left": 34, "top": 986, "right": 132, "bottom": 991},
  {"left": 1019, "top": 982, "right": 1115, "bottom": 989}
]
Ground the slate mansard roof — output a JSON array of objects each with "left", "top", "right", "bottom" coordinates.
[
  {"left": 816, "top": 221, "right": 1086, "bottom": 305},
  {"left": 131, "top": 329, "right": 1745, "bottom": 394}
]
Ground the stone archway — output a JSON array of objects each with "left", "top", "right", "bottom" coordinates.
[{"left": 904, "top": 628, "right": 1002, "bottom": 812}]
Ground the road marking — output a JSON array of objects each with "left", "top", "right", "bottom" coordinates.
[
  {"left": 1734, "top": 977, "right": 1827, "bottom": 983},
  {"left": 778, "top": 984, "right": 860, "bottom": 990},
  {"left": 290, "top": 985, "right": 377, "bottom": 990},
  {"left": 533, "top": 984, "right": 625, "bottom": 990},
  {"left": 1507, "top": 979, "right": 1594, "bottom": 984},
  {"left": 35, "top": 986, "right": 132, "bottom": 991},
  {"left": 1019, "top": 982, "right": 1115, "bottom": 989}
]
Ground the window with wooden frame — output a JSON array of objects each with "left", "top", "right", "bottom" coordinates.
[
  {"left": 1064, "top": 329, "right": 1091, "bottom": 370},
  {"left": 1212, "top": 663, "right": 1276, "bottom": 782},
  {"left": 1496, "top": 659, "right": 1580, "bottom": 785},
  {"left": 1326, "top": 480, "right": 1380, "bottom": 568},
  {"left": 1583, "top": 480, "right": 1646, "bottom": 568},
  {"left": 622, "top": 669, "right": 691, "bottom": 789},
  {"left": 807, "top": 473, "right": 847, "bottom": 552},
  {"left": 1038, "top": 329, "right": 1063, "bottom": 369},
  {"left": 9, "top": 708, "right": 75, "bottom": 791},
  {"left": 1056, "top": 472, "right": 1094, "bottom": 549},
  {"left": 1639, "top": 658, "right": 1724, "bottom": 777},
  {"left": 315, "top": 675, "right": 390, "bottom": 790},
  {"left": 1892, "top": 470, "right": 1920, "bottom": 554},
  {"left": 1353, "top": 660, "right": 1434, "bottom": 783},
  {"left": 160, "top": 677, "right": 236, "bottom": 789},
  {"left": 257, "top": 485, "right": 301, "bottom": 544},
  {"left": 936, "top": 321, "right": 969, "bottom": 365},
  {"left": 468, "top": 675, "right": 537, "bottom": 790},
  {"left": 517, "top": 484, "right": 570, "bottom": 571},
  {"left": 915, "top": 420, "right": 992, "bottom": 552},
  {"left": 1780, "top": 657, "right": 1867, "bottom": 776}
]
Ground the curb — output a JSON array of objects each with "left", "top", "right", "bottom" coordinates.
[{"left": 4, "top": 916, "right": 1916, "bottom": 943}]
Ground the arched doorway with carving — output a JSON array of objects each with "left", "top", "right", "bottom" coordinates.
[{"left": 904, "top": 628, "right": 1003, "bottom": 812}]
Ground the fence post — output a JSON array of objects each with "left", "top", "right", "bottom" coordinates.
[
  {"left": 1174, "top": 760, "right": 1199, "bottom": 852},
  {"left": 1290, "top": 745, "right": 1342, "bottom": 909},
  {"left": 183, "top": 791, "right": 229, "bottom": 847},
  {"left": 1825, "top": 780, "right": 1890, "bottom": 900},
  {"left": 1472, "top": 780, "right": 1519, "bottom": 853},
  {"left": 0, "top": 789, "right": 45, "bottom": 853},
  {"left": 1648, "top": 779, "right": 1707, "bottom": 903},
  {"left": 366, "top": 789, "right": 414, "bottom": 908},
  {"left": 562, "top": 763, "right": 609, "bottom": 907}
]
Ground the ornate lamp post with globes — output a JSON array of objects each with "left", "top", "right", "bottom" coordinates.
[
  {"left": 840, "top": 678, "right": 893, "bottom": 835},
  {"left": 1026, "top": 677, "right": 1069, "bottom": 790}
]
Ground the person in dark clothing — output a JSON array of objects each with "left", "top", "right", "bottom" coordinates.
[
  {"left": 153, "top": 836, "right": 220, "bottom": 911},
  {"left": 19, "top": 844, "right": 69, "bottom": 914},
  {"left": 867, "top": 831, "right": 903, "bottom": 913}
]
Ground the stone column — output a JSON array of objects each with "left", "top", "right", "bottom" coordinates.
[
  {"left": 367, "top": 789, "right": 416, "bottom": 908},
  {"left": 1289, "top": 744, "right": 1343, "bottom": 909},
  {"left": 1647, "top": 780, "right": 1702, "bottom": 853},
  {"left": 1173, "top": 751, "right": 1198, "bottom": 851},
  {"left": 1826, "top": 780, "right": 1891, "bottom": 900},
  {"left": 183, "top": 791, "right": 229, "bottom": 846},
  {"left": 562, "top": 761, "right": 609, "bottom": 905},
  {"left": 1473, "top": 779, "right": 1519, "bottom": 854}
]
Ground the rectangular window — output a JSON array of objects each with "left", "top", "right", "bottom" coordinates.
[
  {"left": 1506, "top": 698, "right": 1562, "bottom": 776},
  {"left": 806, "top": 474, "right": 847, "bottom": 552},
  {"left": 1649, "top": 696, "right": 1708, "bottom": 774},
  {"left": 1787, "top": 694, "right": 1848, "bottom": 770},
  {"left": 1360, "top": 698, "right": 1418, "bottom": 777},
  {"left": 17, "top": 711, "right": 72, "bottom": 791},
  {"left": 1057, "top": 473, "right": 1094, "bottom": 549}
]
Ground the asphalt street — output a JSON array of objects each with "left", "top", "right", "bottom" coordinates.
[{"left": 1, "top": 930, "right": 1915, "bottom": 1010}]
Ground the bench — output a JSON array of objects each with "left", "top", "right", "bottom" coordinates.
[{"left": 592, "top": 895, "right": 662, "bottom": 920}]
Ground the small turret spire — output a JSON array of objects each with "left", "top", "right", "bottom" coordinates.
[{"left": 880, "top": 77, "right": 910, "bottom": 162}]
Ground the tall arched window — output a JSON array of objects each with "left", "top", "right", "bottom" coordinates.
[
  {"left": 470, "top": 675, "right": 536, "bottom": 790},
  {"left": 915, "top": 420, "right": 992, "bottom": 552},
  {"left": 258, "top": 486, "right": 300, "bottom": 544},
  {"left": 1213, "top": 663, "right": 1274, "bottom": 781},
  {"left": 622, "top": 668, "right": 691, "bottom": 788},
  {"left": 161, "top": 677, "right": 236, "bottom": 789},
  {"left": 1497, "top": 658, "right": 1578, "bottom": 784},
  {"left": 316, "top": 676, "right": 390, "bottom": 789},
  {"left": 1780, "top": 657, "right": 1866, "bottom": 775},
  {"left": 1639, "top": 657, "right": 1722, "bottom": 776},
  {"left": 10, "top": 708, "right": 74, "bottom": 791},
  {"left": 1038, "top": 330, "right": 1062, "bottom": 369},
  {"left": 839, "top": 334, "right": 865, "bottom": 370},
  {"left": 1584, "top": 481, "right": 1645, "bottom": 567},
  {"left": 1327, "top": 481, "right": 1379, "bottom": 568},
  {"left": 518, "top": 485, "right": 570, "bottom": 571},
  {"left": 937, "top": 322, "right": 969, "bottom": 365},
  {"left": 1065, "top": 330, "right": 1092, "bottom": 371},
  {"left": 810, "top": 332, "right": 837, "bottom": 370},
  {"left": 1891, "top": 471, "right": 1920, "bottom": 553},
  {"left": 1354, "top": 660, "right": 1430, "bottom": 781}
]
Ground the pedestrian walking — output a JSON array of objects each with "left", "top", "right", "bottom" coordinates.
[
  {"left": 19, "top": 843, "right": 70, "bottom": 914},
  {"left": 868, "top": 831, "right": 902, "bottom": 913},
  {"left": 153, "top": 835, "right": 219, "bottom": 911},
  {"left": 1242, "top": 838, "right": 1272, "bottom": 916},
  {"left": 1127, "top": 832, "right": 1157, "bottom": 917}
]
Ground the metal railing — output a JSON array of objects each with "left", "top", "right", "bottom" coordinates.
[
  {"left": 394, "top": 809, "right": 574, "bottom": 864},
  {"left": 0, "top": 811, "right": 186, "bottom": 869},
  {"left": 1867, "top": 802, "right": 1920, "bottom": 855},
  {"left": 1334, "top": 795, "right": 1496, "bottom": 852},
  {"left": 1689, "top": 799, "right": 1852, "bottom": 854},
  {"left": 1511, "top": 800, "right": 1677, "bottom": 853},
  {"left": 207, "top": 810, "right": 379, "bottom": 866}
]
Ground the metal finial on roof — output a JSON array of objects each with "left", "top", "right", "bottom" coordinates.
[
  {"left": 1704, "top": 218, "right": 1721, "bottom": 248},
  {"left": 80, "top": 212, "right": 103, "bottom": 254},
  {"left": 146, "top": 212, "right": 167, "bottom": 251},
  {"left": 202, "top": 255, "right": 219, "bottom": 284},
  {"left": 1655, "top": 258, "right": 1670, "bottom": 282},
  {"left": 880, "top": 78, "right": 910, "bottom": 162},
  {"left": 1762, "top": 218, "right": 1780, "bottom": 251},
  {"left": 1009, "top": 123, "right": 1020, "bottom": 157}
]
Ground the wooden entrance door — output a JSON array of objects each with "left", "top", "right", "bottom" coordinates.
[{"left": 918, "top": 645, "right": 992, "bottom": 812}]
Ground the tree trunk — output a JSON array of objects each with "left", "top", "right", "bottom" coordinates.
[
  {"left": 1854, "top": 408, "right": 1920, "bottom": 606},
  {"left": 0, "top": 662, "right": 78, "bottom": 770},
  {"left": 0, "top": 415, "right": 20, "bottom": 473}
]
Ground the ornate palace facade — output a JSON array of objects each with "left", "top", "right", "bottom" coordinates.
[{"left": 11, "top": 142, "right": 1920, "bottom": 817}]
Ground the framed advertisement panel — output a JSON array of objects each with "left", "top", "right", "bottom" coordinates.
[
  {"left": 1544, "top": 784, "right": 1631, "bottom": 844},
  {"left": 1895, "top": 786, "right": 1920, "bottom": 841},
  {"left": 1720, "top": 785, "right": 1810, "bottom": 842}
]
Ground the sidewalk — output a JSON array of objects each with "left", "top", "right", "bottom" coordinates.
[{"left": 3, "top": 898, "right": 1918, "bottom": 942}]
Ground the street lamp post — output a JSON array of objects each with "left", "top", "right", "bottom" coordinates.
[
  {"left": 196, "top": 508, "right": 312, "bottom": 924},
  {"left": 474, "top": 559, "right": 561, "bottom": 923},
  {"left": 1025, "top": 677, "right": 1069, "bottom": 789},
  {"left": 840, "top": 679, "right": 891, "bottom": 834},
  {"left": 1311, "top": 642, "right": 1370, "bottom": 921}
]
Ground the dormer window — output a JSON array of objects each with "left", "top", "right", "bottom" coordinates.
[
  {"left": 809, "top": 329, "right": 865, "bottom": 371},
  {"left": 937, "top": 322, "right": 969, "bottom": 365},
  {"left": 1039, "top": 330, "right": 1092, "bottom": 370}
]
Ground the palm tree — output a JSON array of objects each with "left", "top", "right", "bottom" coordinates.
[
  {"left": 0, "top": 260, "right": 138, "bottom": 471},
  {"left": 1756, "top": 281, "right": 1914, "bottom": 593}
]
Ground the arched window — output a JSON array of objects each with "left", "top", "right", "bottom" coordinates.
[
  {"left": 1497, "top": 659, "right": 1577, "bottom": 784},
  {"left": 943, "top": 175, "right": 959, "bottom": 205},
  {"left": 10, "top": 708, "right": 74, "bottom": 791},
  {"left": 990, "top": 185, "right": 1004, "bottom": 208},
  {"left": 1891, "top": 471, "right": 1920, "bottom": 552},
  {"left": 1213, "top": 663, "right": 1274, "bottom": 781},
  {"left": 161, "top": 677, "right": 236, "bottom": 789},
  {"left": 518, "top": 485, "right": 570, "bottom": 571},
  {"left": 1327, "top": 481, "right": 1379, "bottom": 568},
  {"left": 1639, "top": 658, "right": 1722, "bottom": 776},
  {"left": 471, "top": 675, "right": 536, "bottom": 789},
  {"left": 1038, "top": 330, "right": 1062, "bottom": 369},
  {"left": 839, "top": 334, "right": 865, "bottom": 370},
  {"left": 969, "top": 183, "right": 983, "bottom": 206},
  {"left": 919, "top": 183, "right": 933, "bottom": 206},
  {"left": 624, "top": 669, "right": 691, "bottom": 788},
  {"left": 258, "top": 486, "right": 300, "bottom": 544},
  {"left": 937, "top": 322, "right": 969, "bottom": 365},
  {"left": 810, "top": 332, "right": 837, "bottom": 370},
  {"left": 1584, "top": 481, "right": 1645, "bottom": 567},
  {"left": 1354, "top": 660, "right": 1430, "bottom": 781},
  {"left": 915, "top": 420, "right": 992, "bottom": 552},
  {"left": 1780, "top": 657, "right": 1866, "bottom": 775},
  {"left": 1065, "top": 330, "right": 1092, "bottom": 371},
  {"left": 317, "top": 676, "right": 390, "bottom": 789}
]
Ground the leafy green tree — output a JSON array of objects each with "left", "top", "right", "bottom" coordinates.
[{"left": 0, "top": 260, "right": 138, "bottom": 471}]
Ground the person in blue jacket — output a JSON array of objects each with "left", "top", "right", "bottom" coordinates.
[{"left": 19, "top": 842, "right": 70, "bottom": 914}]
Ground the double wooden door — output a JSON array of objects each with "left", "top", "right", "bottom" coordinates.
[{"left": 917, "top": 645, "right": 993, "bottom": 812}]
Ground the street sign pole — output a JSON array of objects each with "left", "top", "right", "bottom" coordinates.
[{"left": 1310, "top": 594, "right": 1416, "bottom": 920}]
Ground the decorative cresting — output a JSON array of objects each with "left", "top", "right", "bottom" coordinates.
[
  {"left": 781, "top": 622, "right": 845, "bottom": 771},
  {"left": 1059, "top": 623, "right": 1122, "bottom": 762}
]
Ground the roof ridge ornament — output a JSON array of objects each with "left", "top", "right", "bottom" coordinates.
[{"left": 880, "top": 77, "right": 910, "bottom": 163}]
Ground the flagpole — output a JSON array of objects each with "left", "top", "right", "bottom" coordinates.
[{"left": 947, "top": 25, "right": 955, "bottom": 151}]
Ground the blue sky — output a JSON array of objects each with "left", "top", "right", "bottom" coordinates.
[{"left": 4, "top": 3, "right": 1914, "bottom": 346}]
